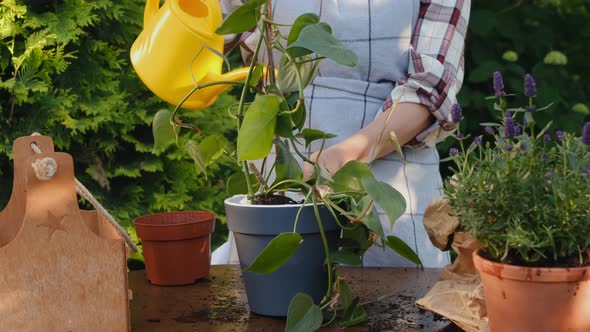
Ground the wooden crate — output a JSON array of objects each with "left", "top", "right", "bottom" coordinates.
[{"left": 0, "top": 136, "right": 130, "bottom": 331}]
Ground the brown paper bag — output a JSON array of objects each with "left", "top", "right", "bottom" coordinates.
[{"left": 416, "top": 198, "right": 489, "bottom": 332}]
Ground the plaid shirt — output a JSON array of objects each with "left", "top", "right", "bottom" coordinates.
[
  {"left": 223, "top": 0, "right": 471, "bottom": 149},
  {"left": 382, "top": 0, "right": 470, "bottom": 148}
]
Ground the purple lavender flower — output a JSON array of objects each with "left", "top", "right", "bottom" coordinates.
[
  {"left": 474, "top": 135, "right": 483, "bottom": 145},
  {"left": 583, "top": 163, "right": 590, "bottom": 174},
  {"left": 493, "top": 71, "right": 507, "bottom": 97},
  {"left": 524, "top": 74, "right": 537, "bottom": 97},
  {"left": 514, "top": 125, "right": 522, "bottom": 137},
  {"left": 543, "top": 134, "right": 551, "bottom": 142},
  {"left": 582, "top": 122, "right": 590, "bottom": 145},
  {"left": 520, "top": 142, "right": 527, "bottom": 151},
  {"left": 525, "top": 104, "right": 537, "bottom": 112},
  {"left": 451, "top": 104, "right": 462, "bottom": 123},
  {"left": 546, "top": 171, "right": 554, "bottom": 178},
  {"left": 505, "top": 145, "right": 514, "bottom": 152},
  {"left": 556, "top": 130, "right": 565, "bottom": 140},
  {"left": 485, "top": 126, "right": 494, "bottom": 135},
  {"left": 504, "top": 112, "right": 516, "bottom": 138},
  {"left": 456, "top": 133, "right": 465, "bottom": 139},
  {"left": 449, "top": 148, "right": 459, "bottom": 156}
]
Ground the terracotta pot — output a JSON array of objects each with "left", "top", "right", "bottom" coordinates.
[
  {"left": 134, "top": 211, "right": 215, "bottom": 286},
  {"left": 473, "top": 251, "right": 590, "bottom": 332}
]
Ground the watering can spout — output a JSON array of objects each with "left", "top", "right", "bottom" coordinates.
[
  {"left": 131, "top": 0, "right": 252, "bottom": 110},
  {"left": 189, "top": 67, "right": 251, "bottom": 109}
]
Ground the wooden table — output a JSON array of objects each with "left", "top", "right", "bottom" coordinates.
[{"left": 129, "top": 266, "right": 460, "bottom": 331}]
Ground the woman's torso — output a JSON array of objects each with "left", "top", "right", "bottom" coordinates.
[{"left": 269, "top": 0, "right": 419, "bottom": 148}]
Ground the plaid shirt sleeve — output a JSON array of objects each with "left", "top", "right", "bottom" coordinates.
[{"left": 381, "top": 0, "right": 471, "bottom": 149}]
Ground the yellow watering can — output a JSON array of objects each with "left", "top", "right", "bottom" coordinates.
[{"left": 130, "top": 0, "right": 250, "bottom": 110}]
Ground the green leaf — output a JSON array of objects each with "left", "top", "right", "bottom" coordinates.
[
  {"left": 237, "top": 95, "right": 280, "bottom": 161},
  {"left": 389, "top": 130, "right": 405, "bottom": 160},
  {"left": 524, "top": 112, "right": 535, "bottom": 128},
  {"left": 287, "top": 92, "right": 306, "bottom": 131},
  {"left": 268, "top": 84, "right": 297, "bottom": 139},
  {"left": 339, "top": 279, "right": 353, "bottom": 308},
  {"left": 361, "top": 176, "right": 406, "bottom": 229},
  {"left": 295, "top": 128, "right": 337, "bottom": 148},
  {"left": 277, "top": 54, "right": 319, "bottom": 93},
  {"left": 286, "top": 14, "right": 326, "bottom": 58},
  {"left": 340, "top": 297, "right": 368, "bottom": 327},
  {"left": 331, "top": 250, "right": 362, "bottom": 265},
  {"left": 287, "top": 13, "right": 321, "bottom": 46},
  {"left": 199, "top": 134, "right": 225, "bottom": 165},
  {"left": 354, "top": 196, "right": 385, "bottom": 240},
  {"left": 273, "top": 139, "right": 303, "bottom": 185},
  {"left": 152, "top": 109, "right": 176, "bottom": 155},
  {"left": 331, "top": 161, "right": 372, "bottom": 192},
  {"left": 226, "top": 172, "right": 260, "bottom": 196},
  {"left": 342, "top": 225, "right": 371, "bottom": 253},
  {"left": 245, "top": 233, "right": 303, "bottom": 274},
  {"left": 289, "top": 24, "right": 358, "bottom": 66},
  {"left": 185, "top": 140, "right": 207, "bottom": 178},
  {"left": 249, "top": 64, "right": 264, "bottom": 87},
  {"left": 215, "top": 0, "right": 265, "bottom": 35},
  {"left": 285, "top": 293, "right": 322, "bottom": 332},
  {"left": 276, "top": 113, "right": 296, "bottom": 139},
  {"left": 386, "top": 236, "right": 422, "bottom": 266}
]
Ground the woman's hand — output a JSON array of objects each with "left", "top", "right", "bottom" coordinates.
[
  {"left": 302, "top": 102, "right": 432, "bottom": 181},
  {"left": 303, "top": 143, "right": 356, "bottom": 181}
]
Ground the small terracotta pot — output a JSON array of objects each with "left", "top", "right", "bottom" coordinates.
[
  {"left": 473, "top": 251, "right": 590, "bottom": 332},
  {"left": 134, "top": 211, "right": 215, "bottom": 286}
]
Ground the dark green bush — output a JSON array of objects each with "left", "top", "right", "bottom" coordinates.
[
  {"left": 447, "top": 0, "right": 590, "bottom": 161},
  {"left": 0, "top": 0, "right": 239, "bottom": 266}
]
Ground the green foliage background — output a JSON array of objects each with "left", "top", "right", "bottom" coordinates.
[
  {"left": 0, "top": 0, "right": 589, "bottom": 265},
  {"left": 445, "top": 0, "right": 590, "bottom": 159},
  {"left": 0, "top": 0, "right": 239, "bottom": 267}
]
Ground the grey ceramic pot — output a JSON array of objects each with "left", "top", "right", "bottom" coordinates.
[{"left": 224, "top": 195, "right": 340, "bottom": 317}]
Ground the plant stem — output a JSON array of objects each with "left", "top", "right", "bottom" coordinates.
[
  {"left": 295, "top": 56, "right": 326, "bottom": 65},
  {"left": 289, "top": 139, "right": 315, "bottom": 164},
  {"left": 170, "top": 80, "right": 246, "bottom": 127},
  {"left": 262, "top": 17, "right": 292, "bottom": 26},
  {"left": 265, "top": 179, "right": 312, "bottom": 194},
  {"left": 236, "top": 4, "right": 268, "bottom": 199},
  {"left": 292, "top": 190, "right": 313, "bottom": 233},
  {"left": 322, "top": 198, "right": 355, "bottom": 230},
  {"left": 324, "top": 198, "right": 356, "bottom": 223},
  {"left": 312, "top": 194, "right": 333, "bottom": 303}
]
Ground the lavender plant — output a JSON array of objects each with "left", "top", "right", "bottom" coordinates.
[{"left": 445, "top": 72, "right": 590, "bottom": 267}]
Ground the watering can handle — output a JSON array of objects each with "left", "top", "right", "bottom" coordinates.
[{"left": 143, "top": 0, "right": 160, "bottom": 28}]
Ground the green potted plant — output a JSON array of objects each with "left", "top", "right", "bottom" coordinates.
[
  {"left": 150, "top": 0, "right": 421, "bottom": 328},
  {"left": 444, "top": 72, "right": 590, "bottom": 331}
]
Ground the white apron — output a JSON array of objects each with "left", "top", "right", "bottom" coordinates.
[{"left": 213, "top": 0, "right": 450, "bottom": 268}]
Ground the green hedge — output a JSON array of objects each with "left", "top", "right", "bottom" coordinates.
[
  {"left": 445, "top": 0, "right": 590, "bottom": 160},
  {"left": 0, "top": 0, "right": 238, "bottom": 267}
]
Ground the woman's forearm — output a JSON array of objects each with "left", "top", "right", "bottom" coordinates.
[
  {"left": 303, "top": 102, "right": 432, "bottom": 179},
  {"left": 334, "top": 102, "right": 432, "bottom": 163}
]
